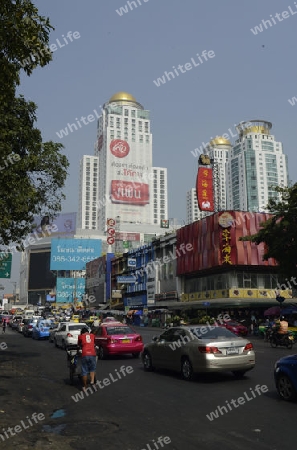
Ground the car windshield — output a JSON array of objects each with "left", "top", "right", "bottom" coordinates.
[
  {"left": 190, "top": 327, "right": 239, "bottom": 339},
  {"left": 69, "top": 325, "right": 87, "bottom": 331},
  {"left": 106, "top": 326, "right": 134, "bottom": 335}
]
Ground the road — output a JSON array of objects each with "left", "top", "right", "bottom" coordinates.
[{"left": 0, "top": 327, "right": 295, "bottom": 450}]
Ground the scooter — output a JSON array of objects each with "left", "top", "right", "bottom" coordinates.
[{"left": 270, "top": 331, "right": 294, "bottom": 349}]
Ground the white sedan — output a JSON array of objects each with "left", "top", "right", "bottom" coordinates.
[
  {"left": 54, "top": 323, "right": 89, "bottom": 350},
  {"left": 49, "top": 322, "right": 67, "bottom": 343}
]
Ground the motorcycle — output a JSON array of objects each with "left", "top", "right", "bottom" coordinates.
[{"left": 270, "top": 331, "right": 294, "bottom": 349}]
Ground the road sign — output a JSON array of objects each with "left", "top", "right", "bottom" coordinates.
[
  {"left": 107, "top": 227, "right": 115, "bottom": 236},
  {"left": 0, "top": 253, "right": 12, "bottom": 278},
  {"left": 107, "top": 236, "right": 115, "bottom": 245},
  {"left": 107, "top": 218, "right": 116, "bottom": 226}
]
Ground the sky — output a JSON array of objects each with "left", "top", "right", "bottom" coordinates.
[{"left": 3, "top": 0, "right": 297, "bottom": 294}]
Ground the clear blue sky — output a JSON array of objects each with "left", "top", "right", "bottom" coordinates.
[{"left": 5, "top": 0, "right": 297, "bottom": 293}]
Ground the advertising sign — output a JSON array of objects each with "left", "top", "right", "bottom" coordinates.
[
  {"left": 56, "top": 278, "right": 85, "bottom": 303},
  {"left": 196, "top": 167, "right": 214, "bottom": 211},
  {"left": 127, "top": 258, "right": 136, "bottom": 267},
  {"left": 105, "top": 130, "right": 152, "bottom": 224},
  {"left": 31, "top": 212, "right": 76, "bottom": 237},
  {"left": 117, "top": 276, "right": 136, "bottom": 283},
  {"left": 50, "top": 239, "right": 102, "bottom": 270},
  {"left": 116, "top": 232, "right": 140, "bottom": 241}
]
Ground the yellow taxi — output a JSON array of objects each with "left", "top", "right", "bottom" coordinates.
[{"left": 71, "top": 315, "right": 80, "bottom": 323}]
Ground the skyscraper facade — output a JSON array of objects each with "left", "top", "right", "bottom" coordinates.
[
  {"left": 94, "top": 92, "right": 167, "bottom": 232},
  {"left": 78, "top": 155, "right": 99, "bottom": 230},
  {"left": 226, "top": 120, "right": 289, "bottom": 212}
]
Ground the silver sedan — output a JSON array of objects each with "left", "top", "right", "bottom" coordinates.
[{"left": 141, "top": 325, "right": 255, "bottom": 380}]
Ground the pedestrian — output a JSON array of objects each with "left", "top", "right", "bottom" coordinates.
[
  {"left": 77, "top": 327, "right": 97, "bottom": 390},
  {"left": 2, "top": 319, "right": 6, "bottom": 334}
]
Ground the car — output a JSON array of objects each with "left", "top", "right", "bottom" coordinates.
[
  {"left": 11, "top": 316, "right": 23, "bottom": 331},
  {"left": 32, "top": 320, "right": 54, "bottom": 340},
  {"left": 141, "top": 325, "right": 255, "bottom": 381},
  {"left": 22, "top": 318, "right": 40, "bottom": 337},
  {"left": 54, "top": 323, "right": 89, "bottom": 350},
  {"left": 220, "top": 321, "right": 248, "bottom": 337},
  {"left": 49, "top": 322, "right": 67, "bottom": 343},
  {"left": 274, "top": 354, "right": 297, "bottom": 401},
  {"left": 18, "top": 318, "right": 31, "bottom": 333},
  {"left": 1, "top": 315, "right": 12, "bottom": 325},
  {"left": 94, "top": 322, "right": 144, "bottom": 359}
]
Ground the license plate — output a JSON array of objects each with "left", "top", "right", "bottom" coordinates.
[
  {"left": 226, "top": 347, "right": 239, "bottom": 355},
  {"left": 122, "top": 339, "right": 131, "bottom": 343}
]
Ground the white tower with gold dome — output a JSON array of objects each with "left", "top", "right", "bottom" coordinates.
[
  {"left": 95, "top": 92, "right": 168, "bottom": 233},
  {"left": 226, "top": 120, "right": 288, "bottom": 211}
]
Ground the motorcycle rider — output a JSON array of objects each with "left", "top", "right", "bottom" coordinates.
[{"left": 274, "top": 315, "right": 289, "bottom": 342}]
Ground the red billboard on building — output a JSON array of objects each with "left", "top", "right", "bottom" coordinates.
[
  {"left": 176, "top": 211, "right": 277, "bottom": 275},
  {"left": 196, "top": 167, "right": 214, "bottom": 211}
]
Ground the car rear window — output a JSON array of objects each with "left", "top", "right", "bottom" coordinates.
[
  {"left": 190, "top": 327, "right": 239, "bottom": 339},
  {"left": 106, "top": 326, "right": 134, "bottom": 335},
  {"left": 69, "top": 325, "right": 87, "bottom": 331}
]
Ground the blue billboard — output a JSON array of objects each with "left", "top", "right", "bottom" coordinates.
[
  {"left": 56, "top": 278, "right": 86, "bottom": 303},
  {"left": 50, "top": 238, "right": 102, "bottom": 270}
]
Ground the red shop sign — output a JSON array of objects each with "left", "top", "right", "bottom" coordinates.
[{"left": 110, "top": 180, "right": 149, "bottom": 205}]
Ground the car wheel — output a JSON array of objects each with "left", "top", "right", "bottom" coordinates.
[
  {"left": 232, "top": 371, "right": 247, "bottom": 379},
  {"left": 143, "top": 351, "right": 154, "bottom": 371},
  {"left": 54, "top": 338, "right": 58, "bottom": 348},
  {"left": 97, "top": 346, "right": 105, "bottom": 360},
  {"left": 277, "top": 374, "right": 297, "bottom": 401},
  {"left": 62, "top": 340, "right": 67, "bottom": 351},
  {"left": 132, "top": 352, "right": 140, "bottom": 358},
  {"left": 181, "top": 357, "right": 193, "bottom": 381}
]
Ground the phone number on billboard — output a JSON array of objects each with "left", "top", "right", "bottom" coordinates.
[{"left": 52, "top": 256, "right": 95, "bottom": 263}]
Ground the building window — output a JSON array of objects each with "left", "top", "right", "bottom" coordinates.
[{"left": 124, "top": 109, "right": 129, "bottom": 116}]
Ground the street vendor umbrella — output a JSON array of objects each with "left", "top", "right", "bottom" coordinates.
[
  {"left": 264, "top": 306, "right": 281, "bottom": 316},
  {"left": 280, "top": 305, "right": 297, "bottom": 315}
]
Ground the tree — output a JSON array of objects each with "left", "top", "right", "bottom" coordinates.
[
  {"left": 0, "top": 0, "right": 69, "bottom": 247},
  {"left": 239, "top": 184, "right": 297, "bottom": 281}
]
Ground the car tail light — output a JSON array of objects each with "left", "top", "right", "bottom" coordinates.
[
  {"left": 199, "top": 346, "right": 222, "bottom": 354},
  {"left": 135, "top": 336, "right": 142, "bottom": 342},
  {"left": 107, "top": 338, "right": 118, "bottom": 344},
  {"left": 28, "top": 325, "right": 33, "bottom": 329},
  {"left": 67, "top": 333, "right": 73, "bottom": 337},
  {"left": 244, "top": 343, "right": 253, "bottom": 351}
]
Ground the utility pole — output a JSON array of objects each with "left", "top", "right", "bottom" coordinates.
[{"left": 10, "top": 282, "right": 17, "bottom": 305}]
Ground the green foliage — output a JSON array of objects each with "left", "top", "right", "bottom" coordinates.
[
  {"left": 0, "top": 0, "right": 68, "bottom": 247},
  {"left": 239, "top": 184, "right": 297, "bottom": 279}
]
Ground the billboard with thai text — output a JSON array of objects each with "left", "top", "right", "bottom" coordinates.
[
  {"left": 56, "top": 277, "right": 85, "bottom": 303},
  {"left": 50, "top": 239, "right": 102, "bottom": 270}
]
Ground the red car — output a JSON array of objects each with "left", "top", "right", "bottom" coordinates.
[
  {"left": 94, "top": 322, "right": 144, "bottom": 359},
  {"left": 220, "top": 321, "right": 248, "bottom": 336}
]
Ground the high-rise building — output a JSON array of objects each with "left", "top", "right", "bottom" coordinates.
[
  {"left": 78, "top": 155, "right": 99, "bottom": 230},
  {"left": 187, "top": 137, "right": 231, "bottom": 223},
  {"left": 226, "top": 120, "right": 289, "bottom": 211},
  {"left": 94, "top": 92, "right": 168, "bottom": 232},
  {"left": 152, "top": 167, "right": 168, "bottom": 225}
]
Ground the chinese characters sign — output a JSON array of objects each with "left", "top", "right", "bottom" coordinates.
[
  {"left": 221, "top": 229, "right": 233, "bottom": 265},
  {"left": 196, "top": 167, "right": 214, "bottom": 211}
]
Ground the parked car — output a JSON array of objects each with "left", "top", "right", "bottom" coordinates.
[
  {"left": 141, "top": 325, "right": 255, "bottom": 381},
  {"left": 274, "top": 354, "right": 297, "bottom": 401},
  {"left": 32, "top": 320, "right": 54, "bottom": 340},
  {"left": 49, "top": 322, "right": 67, "bottom": 343},
  {"left": 54, "top": 323, "right": 89, "bottom": 350},
  {"left": 220, "top": 321, "right": 248, "bottom": 337},
  {"left": 94, "top": 322, "right": 144, "bottom": 359},
  {"left": 23, "top": 318, "right": 40, "bottom": 337}
]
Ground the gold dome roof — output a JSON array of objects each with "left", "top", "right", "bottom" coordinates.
[
  {"left": 109, "top": 92, "right": 136, "bottom": 103},
  {"left": 209, "top": 136, "right": 231, "bottom": 147}
]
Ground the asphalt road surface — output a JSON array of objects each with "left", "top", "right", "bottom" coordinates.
[{"left": 0, "top": 327, "right": 296, "bottom": 450}]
